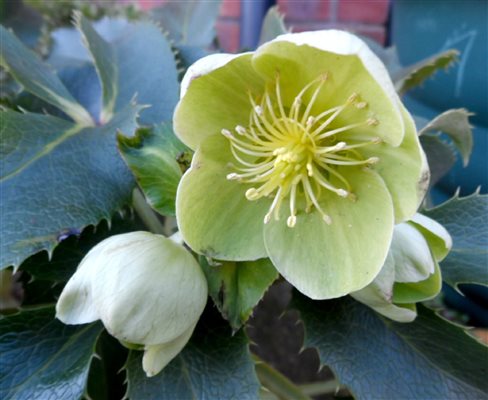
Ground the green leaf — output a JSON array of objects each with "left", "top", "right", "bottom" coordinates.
[
  {"left": 423, "top": 193, "right": 488, "bottom": 288},
  {"left": 118, "top": 124, "right": 188, "bottom": 216},
  {"left": 394, "top": 49, "right": 459, "bottom": 95},
  {"left": 419, "top": 109, "right": 473, "bottom": 167},
  {"left": 420, "top": 134, "right": 456, "bottom": 186},
  {"left": 294, "top": 294, "right": 488, "bottom": 399},
  {"left": 74, "top": 13, "right": 117, "bottom": 122},
  {"left": 125, "top": 308, "right": 260, "bottom": 399},
  {"left": 0, "top": 104, "right": 141, "bottom": 269},
  {"left": 19, "top": 213, "right": 146, "bottom": 283},
  {"left": 200, "top": 257, "right": 279, "bottom": 331},
  {"left": 150, "top": 0, "right": 221, "bottom": 47},
  {"left": 259, "top": 6, "right": 289, "bottom": 45},
  {"left": 0, "top": 306, "right": 103, "bottom": 400},
  {"left": 0, "top": 25, "right": 93, "bottom": 126}
]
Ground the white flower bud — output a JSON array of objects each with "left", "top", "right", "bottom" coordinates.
[{"left": 56, "top": 231, "right": 208, "bottom": 377}]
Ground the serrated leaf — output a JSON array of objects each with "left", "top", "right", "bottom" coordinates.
[
  {"left": 0, "top": 104, "right": 140, "bottom": 270},
  {"left": 149, "top": 0, "right": 221, "bottom": 47},
  {"left": 419, "top": 109, "right": 473, "bottom": 166},
  {"left": 394, "top": 49, "right": 459, "bottom": 94},
  {"left": 420, "top": 134, "right": 456, "bottom": 186},
  {"left": 48, "top": 17, "right": 179, "bottom": 125},
  {"left": 0, "top": 25, "right": 92, "bottom": 126},
  {"left": 259, "top": 6, "right": 289, "bottom": 45},
  {"left": 125, "top": 308, "right": 260, "bottom": 399},
  {"left": 118, "top": 124, "right": 188, "bottom": 216},
  {"left": 200, "top": 257, "right": 279, "bottom": 331},
  {"left": 423, "top": 193, "right": 488, "bottom": 288},
  {"left": 294, "top": 294, "right": 488, "bottom": 399},
  {"left": 19, "top": 213, "right": 145, "bottom": 283},
  {"left": 0, "top": 306, "right": 103, "bottom": 400},
  {"left": 75, "top": 13, "right": 117, "bottom": 122}
]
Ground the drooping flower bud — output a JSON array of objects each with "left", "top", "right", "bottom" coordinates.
[{"left": 56, "top": 231, "right": 208, "bottom": 377}]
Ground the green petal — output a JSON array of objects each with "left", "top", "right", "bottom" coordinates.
[
  {"left": 409, "top": 213, "right": 452, "bottom": 261},
  {"left": 393, "top": 261, "right": 442, "bottom": 304},
  {"left": 361, "top": 105, "right": 429, "bottom": 223},
  {"left": 176, "top": 134, "right": 270, "bottom": 260},
  {"left": 252, "top": 40, "right": 404, "bottom": 146},
  {"left": 264, "top": 167, "right": 394, "bottom": 300},
  {"left": 174, "top": 54, "right": 265, "bottom": 150}
]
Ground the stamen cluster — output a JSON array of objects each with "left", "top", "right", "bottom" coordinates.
[{"left": 222, "top": 74, "right": 381, "bottom": 227}]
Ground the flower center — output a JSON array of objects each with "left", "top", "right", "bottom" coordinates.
[{"left": 222, "top": 73, "right": 381, "bottom": 228}]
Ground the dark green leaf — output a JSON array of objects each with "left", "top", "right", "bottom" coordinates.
[
  {"left": 118, "top": 124, "right": 188, "bottom": 216},
  {"left": 419, "top": 109, "right": 473, "bottom": 166},
  {"left": 394, "top": 49, "right": 459, "bottom": 94},
  {"left": 125, "top": 307, "right": 260, "bottom": 399},
  {"left": 74, "top": 13, "right": 117, "bottom": 122},
  {"left": 1, "top": 104, "right": 141, "bottom": 269},
  {"left": 420, "top": 134, "right": 456, "bottom": 186},
  {"left": 86, "top": 330, "right": 128, "bottom": 400},
  {"left": 19, "top": 212, "right": 145, "bottom": 283},
  {"left": 200, "top": 257, "right": 279, "bottom": 331},
  {"left": 259, "top": 6, "right": 289, "bottom": 45},
  {"left": 294, "top": 294, "right": 488, "bottom": 400},
  {"left": 423, "top": 193, "right": 488, "bottom": 288},
  {"left": 0, "top": 306, "right": 103, "bottom": 400},
  {"left": 0, "top": 25, "right": 92, "bottom": 125},
  {"left": 150, "top": 0, "right": 221, "bottom": 47}
]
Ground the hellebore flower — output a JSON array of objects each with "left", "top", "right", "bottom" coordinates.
[
  {"left": 351, "top": 213, "right": 451, "bottom": 322},
  {"left": 56, "top": 232, "right": 208, "bottom": 377},
  {"left": 174, "top": 30, "right": 429, "bottom": 300}
]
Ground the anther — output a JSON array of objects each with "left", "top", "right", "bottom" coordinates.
[
  {"left": 245, "top": 188, "right": 260, "bottom": 200},
  {"left": 334, "top": 142, "right": 347, "bottom": 150},
  {"left": 235, "top": 125, "right": 247, "bottom": 135},
  {"left": 254, "top": 105, "right": 263, "bottom": 116},
  {"left": 337, "top": 189, "right": 349, "bottom": 198},
  {"left": 287, "top": 215, "right": 297, "bottom": 228},
  {"left": 306, "top": 116, "right": 315, "bottom": 127},
  {"left": 226, "top": 173, "right": 240, "bottom": 180},
  {"left": 221, "top": 128, "right": 233, "bottom": 138},
  {"left": 372, "top": 137, "right": 382, "bottom": 144},
  {"left": 347, "top": 93, "right": 359, "bottom": 103},
  {"left": 264, "top": 213, "right": 272, "bottom": 224},
  {"left": 367, "top": 157, "right": 380, "bottom": 165},
  {"left": 306, "top": 163, "right": 313, "bottom": 176},
  {"left": 323, "top": 215, "right": 333, "bottom": 225},
  {"left": 367, "top": 118, "right": 379, "bottom": 126},
  {"left": 355, "top": 101, "right": 367, "bottom": 109}
]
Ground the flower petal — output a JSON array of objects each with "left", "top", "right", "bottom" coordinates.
[
  {"left": 142, "top": 323, "right": 196, "bottom": 378},
  {"left": 253, "top": 33, "right": 404, "bottom": 146},
  {"left": 55, "top": 240, "right": 112, "bottom": 324},
  {"left": 393, "top": 261, "right": 442, "bottom": 304},
  {"left": 91, "top": 232, "right": 207, "bottom": 345},
  {"left": 360, "top": 105, "right": 429, "bottom": 223},
  {"left": 410, "top": 213, "right": 452, "bottom": 261},
  {"left": 391, "top": 223, "right": 435, "bottom": 283},
  {"left": 174, "top": 53, "right": 265, "bottom": 150},
  {"left": 176, "top": 134, "right": 270, "bottom": 261},
  {"left": 264, "top": 167, "right": 394, "bottom": 300}
]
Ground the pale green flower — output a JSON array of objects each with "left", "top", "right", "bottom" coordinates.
[
  {"left": 56, "top": 232, "right": 208, "bottom": 377},
  {"left": 174, "top": 30, "right": 429, "bottom": 300},
  {"left": 351, "top": 213, "right": 451, "bottom": 322}
]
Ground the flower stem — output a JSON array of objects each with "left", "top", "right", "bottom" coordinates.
[
  {"left": 132, "top": 189, "right": 165, "bottom": 235},
  {"left": 254, "top": 357, "right": 311, "bottom": 400}
]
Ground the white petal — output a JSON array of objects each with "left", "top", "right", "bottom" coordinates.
[
  {"left": 391, "top": 223, "right": 435, "bottom": 282},
  {"left": 272, "top": 30, "right": 403, "bottom": 135},
  {"left": 367, "top": 303, "right": 417, "bottom": 323},
  {"left": 91, "top": 232, "right": 208, "bottom": 346},
  {"left": 142, "top": 323, "right": 196, "bottom": 377},
  {"left": 180, "top": 53, "right": 248, "bottom": 98},
  {"left": 55, "top": 240, "right": 111, "bottom": 324}
]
